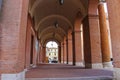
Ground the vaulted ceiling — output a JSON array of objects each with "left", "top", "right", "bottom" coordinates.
[{"left": 28, "top": 0, "right": 88, "bottom": 45}]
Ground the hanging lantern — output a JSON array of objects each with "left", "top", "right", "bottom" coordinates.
[
  {"left": 54, "top": 21, "right": 58, "bottom": 28},
  {"left": 99, "top": 0, "right": 106, "bottom": 2},
  {"left": 59, "top": 0, "right": 64, "bottom": 5}
]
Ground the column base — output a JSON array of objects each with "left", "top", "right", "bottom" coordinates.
[
  {"left": 92, "top": 63, "right": 103, "bottom": 69},
  {"left": 103, "top": 62, "right": 113, "bottom": 68},
  {"left": 24, "top": 69, "right": 28, "bottom": 72},
  {"left": 76, "top": 62, "right": 84, "bottom": 67},
  {"left": 64, "top": 61, "right": 67, "bottom": 64},
  {"left": 85, "top": 63, "right": 92, "bottom": 68},
  {"left": 30, "top": 64, "right": 37, "bottom": 68},
  {"left": 61, "top": 61, "right": 64, "bottom": 63},
  {"left": 114, "top": 68, "right": 120, "bottom": 80},
  {"left": 1, "top": 70, "right": 25, "bottom": 80},
  {"left": 68, "top": 62, "right": 73, "bottom": 65}
]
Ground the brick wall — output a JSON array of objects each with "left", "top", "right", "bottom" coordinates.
[{"left": 107, "top": 0, "right": 120, "bottom": 68}]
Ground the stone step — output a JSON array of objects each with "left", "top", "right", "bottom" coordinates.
[{"left": 26, "top": 76, "right": 113, "bottom": 80}]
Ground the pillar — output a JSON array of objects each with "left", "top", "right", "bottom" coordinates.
[
  {"left": 63, "top": 37, "right": 67, "bottom": 64},
  {"left": 83, "top": 16, "right": 92, "bottom": 68},
  {"left": 25, "top": 15, "right": 32, "bottom": 69},
  {"left": 84, "top": 0, "right": 103, "bottom": 69},
  {"left": 106, "top": 0, "right": 120, "bottom": 79},
  {"left": 61, "top": 42, "right": 64, "bottom": 63},
  {"left": 72, "top": 13, "right": 83, "bottom": 66},
  {"left": 67, "top": 29, "right": 73, "bottom": 65},
  {"left": 42, "top": 47, "right": 46, "bottom": 63},
  {"left": 39, "top": 46, "right": 43, "bottom": 63},
  {"left": 66, "top": 39, "right": 69, "bottom": 64},
  {"left": 32, "top": 38, "right": 39, "bottom": 67},
  {"left": 0, "top": 0, "right": 29, "bottom": 80},
  {"left": 36, "top": 43, "right": 40, "bottom": 65},
  {"left": 58, "top": 46, "right": 61, "bottom": 63},
  {"left": 98, "top": 1, "right": 112, "bottom": 68}
]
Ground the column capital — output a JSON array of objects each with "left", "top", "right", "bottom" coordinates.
[
  {"left": 72, "top": 30, "right": 81, "bottom": 34},
  {"left": 88, "top": 14, "right": 99, "bottom": 19},
  {"left": 68, "top": 38, "right": 72, "bottom": 41}
]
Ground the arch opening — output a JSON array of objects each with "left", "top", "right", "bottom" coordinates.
[{"left": 46, "top": 41, "right": 59, "bottom": 63}]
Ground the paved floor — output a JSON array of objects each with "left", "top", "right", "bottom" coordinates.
[{"left": 26, "top": 63, "right": 113, "bottom": 80}]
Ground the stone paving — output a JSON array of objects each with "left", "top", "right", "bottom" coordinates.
[{"left": 26, "top": 64, "right": 113, "bottom": 80}]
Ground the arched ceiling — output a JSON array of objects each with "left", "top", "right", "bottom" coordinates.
[
  {"left": 28, "top": 0, "right": 88, "bottom": 45},
  {"left": 38, "top": 26, "right": 66, "bottom": 39},
  {"left": 41, "top": 33, "right": 62, "bottom": 45},
  {"left": 43, "top": 39, "right": 61, "bottom": 47}
]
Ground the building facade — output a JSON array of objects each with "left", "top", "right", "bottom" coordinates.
[{"left": 46, "top": 47, "right": 58, "bottom": 63}]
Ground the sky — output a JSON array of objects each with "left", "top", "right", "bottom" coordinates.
[{"left": 46, "top": 41, "right": 58, "bottom": 48}]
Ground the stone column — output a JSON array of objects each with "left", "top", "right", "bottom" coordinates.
[
  {"left": 98, "top": 1, "right": 112, "bottom": 68},
  {"left": 106, "top": 0, "right": 120, "bottom": 79},
  {"left": 72, "top": 14, "right": 83, "bottom": 66},
  {"left": 0, "top": 0, "right": 29, "bottom": 80},
  {"left": 67, "top": 29, "right": 73, "bottom": 65}
]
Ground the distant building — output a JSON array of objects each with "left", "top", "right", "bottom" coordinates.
[{"left": 46, "top": 47, "right": 58, "bottom": 63}]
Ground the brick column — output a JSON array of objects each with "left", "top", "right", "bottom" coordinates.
[
  {"left": 32, "top": 38, "right": 39, "bottom": 67},
  {"left": 106, "top": 0, "right": 120, "bottom": 79},
  {"left": 25, "top": 15, "right": 32, "bottom": 69},
  {"left": 98, "top": 1, "right": 112, "bottom": 68},
  {"left": 84, "top": 0, "right": 103, "bottom": 69},
  {"left": 66, "top": 39, "right": 69, "bottom": 64},
  {"left": 63, "top": 37, "right": 67, "bottom": 64},
  {"left": 39, "top": 46, "right": 43, "bottom": 63},
  {"left": 58, "top": 46, "right": 61, "bottom": 63},
  {"left": 67, "top": 29, "right": 73, "bottom": 65},
  {"left": 0, "top": 0, "right": 29, "bottom": 80},
  {"left": 72, "top": 14, "right": 83, "bottom": 66},
  {"left": 61, "top": 42, "right": 64, "bottom": 63},
  {"left": 42, "top": 47, "right": 46, "bottom": 63},
  {"left": 36, "top": 43, "right": 40, "bottom": 65}
]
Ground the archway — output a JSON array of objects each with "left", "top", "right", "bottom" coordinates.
[{"left": 46, "top": 41, "right": 59, "bottom": 63}]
